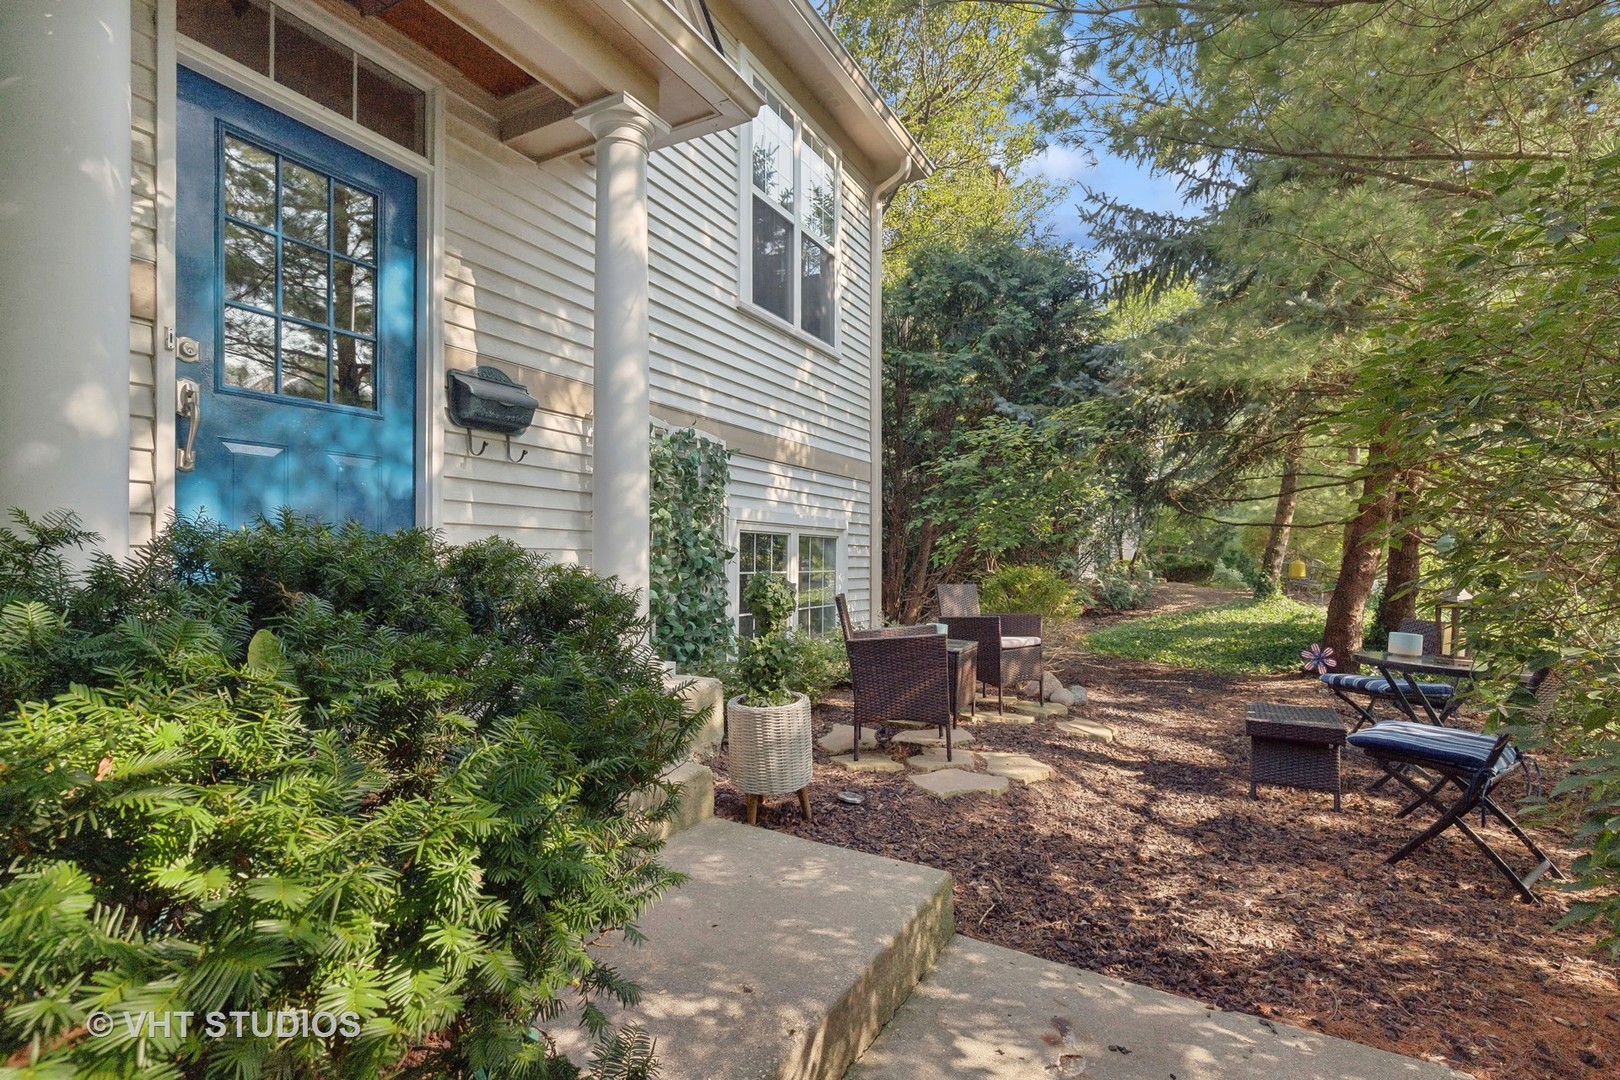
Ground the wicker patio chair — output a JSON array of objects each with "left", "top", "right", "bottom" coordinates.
[
  {"left": 936, "top": 583, "right": 1044, "bottom": 713},
  {"left": 835, "top": 594, "right": 952, "bottom": 762},
  {"left": 1345, "top": 667, "right": 1566, "bottom": 902},
  {"left": 1321, "top": 618, "right": 1457, "bottom": 728}
]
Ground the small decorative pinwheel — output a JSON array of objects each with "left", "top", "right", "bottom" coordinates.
[{"left": 1300, "top": 643, "right": 1337, "bottom": 675}]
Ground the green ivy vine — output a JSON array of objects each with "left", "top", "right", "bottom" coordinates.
[{"left": 649, "top": 426, "right": 734, "bottom": 671}]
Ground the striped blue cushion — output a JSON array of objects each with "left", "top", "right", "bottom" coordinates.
[
  {"left": 1347, "top": 721, "right": 1518, "bottom": 773},
  {"left": 1320, "top": 673, "right": 1454, "bottom": 700}
]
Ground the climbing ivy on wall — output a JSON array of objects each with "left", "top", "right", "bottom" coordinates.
[{"left": 649, "top": 426, "right": 734, "bottom": 671}]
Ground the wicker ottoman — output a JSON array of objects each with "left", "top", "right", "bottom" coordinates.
[{"left": 1246, "top": 703, "right": 1347, "bottom": 811}]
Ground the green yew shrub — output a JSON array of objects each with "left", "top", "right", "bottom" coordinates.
[{"left": 0, "top": 511, "right": 698, "bottom": 1078}]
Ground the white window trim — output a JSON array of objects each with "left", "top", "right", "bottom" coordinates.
[
  {"left": 730, "top": 517, "right": 849, "bottom": 635},
  {"left": 164, "top": 0, "right": 447, "bottom": 530},
  {"left": 735, "top": 52, "right": 844, "bottom": 354}
]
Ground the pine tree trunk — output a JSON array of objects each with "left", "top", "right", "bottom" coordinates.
[
  {"left": 1375, "top": 472, "right": 1423, "bottom": 633},
  {"left": 1255, "top": 430, "right": 1305, "bottom": 598},
  {"left": 1323, "top": 444, "right": 1396, "bottom": 673}
]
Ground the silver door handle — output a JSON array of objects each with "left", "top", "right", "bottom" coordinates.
[{"left": 177, "top": 378, "right": 201, "bottom": 472}]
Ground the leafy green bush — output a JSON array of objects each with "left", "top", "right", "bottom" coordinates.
[
  {"left": 649, "top": 428, "right": 734, "bottom": 673},
  {"left": 1087, "top": 595, "right": 1326, "bottom": 675},
  {"left": 1158, "top": 557, "right": 1214, "bottom": 584},
  {"left": 704, "top": 630, "right": 848, "bottom": 707},
  {"left": 979, "top": 564, "right": 1079, "bottom": 619},
  {"left": 0, "top": 512, "right": 698, "bottom": 1078},
  {"left": 1088, "top": 565, "right": 1157, "bottom": 614},
  {"left": 735, "top": 575, "right": 798, "bottom": 706},
  {"left": 1210, "top": 560, "right": 1251, "bottom": 591}
]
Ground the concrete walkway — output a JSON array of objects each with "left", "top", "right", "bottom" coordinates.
[{"left": 846, "top": 935, "right": 1471, "bottom": 1080}]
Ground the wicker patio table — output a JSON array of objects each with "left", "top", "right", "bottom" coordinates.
[
  {"left": 946, "top": 638, "right": 977, "bottom": 723},
  {"left": 1246, "top": 702, "right": 1347, "bottom": 811}
]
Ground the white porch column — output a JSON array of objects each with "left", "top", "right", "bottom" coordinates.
[
  {"left": 576, "top": 94, "right": 667, "bottom": 614},
  {"left": 0, "top": 0, "right": 132, "bottom": 556}
]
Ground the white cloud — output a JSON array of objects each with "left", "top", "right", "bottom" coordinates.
[{"left": 1032, "top": 143, "right": 1096, "bottom": 184}]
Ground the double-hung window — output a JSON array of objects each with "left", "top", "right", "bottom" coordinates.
[
  {"left": 737, "top": 530, "right": 840, "bottom": 637},
  {"left": 746, "top": 77, "right": 838, "bottom": 345}
]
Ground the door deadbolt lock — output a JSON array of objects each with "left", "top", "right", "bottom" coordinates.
[{"left": 176, "top": 336, "right": 201, "bottom": 362}]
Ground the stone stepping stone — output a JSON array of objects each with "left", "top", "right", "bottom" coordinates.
[
  {"left": 980, "top": 710, "right": 1036, "bottom": 726},
  {"left": 906, "top": 748, "right": 976, "bottom": 773},
  {"left": 909, "top": 770, "right": 1009, "bottom": 799},
  {"left": 889, "top": 727, "right": 975, "bottom": 748},
  {"left": 977, "top": 751, "right": 1055, "bottom": 785},
  {"left": 1056, "top": 719, "right": 1115, "bottom": 744},
  {"left": 817, "top": 723, "right": 878, "bottom": 754},
  {"left": 829, "top": 754, "right": 904, "bottom": 773},
  {"left": 883, "top": 718, "right": 939, "bottom": 731},
  {"left": 1006, "top": 700, "right": 1069, "bottom": 719}
]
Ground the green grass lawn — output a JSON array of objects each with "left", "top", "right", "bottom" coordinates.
[{"left": 1086, "top": 595, "right": 1328, "bottom": 675}]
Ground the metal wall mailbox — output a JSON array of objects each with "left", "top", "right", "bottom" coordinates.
[{"left": 447, "top": 366, "right": 539, "bottom": 435}]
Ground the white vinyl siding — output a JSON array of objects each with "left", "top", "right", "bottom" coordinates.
[
  {"left": 130, "top": 0, "right": 160, "bottom": 547},
  {"left": 123, "top": 5, "right": 879, "bottom": 629},
  {"left": 439, "top": 112, "right": 596, "bottom": 561}
]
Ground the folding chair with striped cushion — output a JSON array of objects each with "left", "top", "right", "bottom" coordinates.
[
  {"left": 1320, "top": 673, "right": 1457, "bottom": 728},
  {"left": 1346, "top": 719, "right": 1564, "bottom": 902}
]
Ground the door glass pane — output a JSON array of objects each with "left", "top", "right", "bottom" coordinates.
[
  {"left": 334, "top": 185, "right": 376, "bottom": 262},
  {"left": 333, "top": 336, "right": 374, "bottom": 408},
  {"left": 333, "top": 260, "right": 374, "bottom": 334},
  {"left": 224, "top": 223, "right": 276, "bottom": 310},
  {"left": 280, "top": 241, "right": 329, "bottom": 324},
  {"left": 752, "top": 197, "right": 791, "bottom": 321},
  {"left": 223, "top": 137, "right": 277, "bottom": 227},
  {"left": 178, "top": 0, "right": 270, "bottom": 75},
  {"left": 800, "top": 236, "right": 833, "bottom": 343},
  {"left": 223, "top": 307, "right": 276, "bottom": 392},
  {"left": 217, "top": 135, "right": 380, "bottom": 412},
  {"left": 357, "top": 57, "right": 426, "bottom": 156},
  {"left": 280, "top": 162, "right": 329, "bottom": 246},
  {"left": 280, "top": 323, "right": 329, "bottom": 401},
  {"left": 273, "top": 11, "right": 355, "bottom": 119}
]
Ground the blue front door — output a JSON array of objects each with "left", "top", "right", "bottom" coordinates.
[{"left": 176, "top": 67, "right": 417, "bottom": 530}]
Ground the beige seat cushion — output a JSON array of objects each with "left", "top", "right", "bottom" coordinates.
[{"left": 1000, "top": 635, "right": 1041, "bottom": 649}]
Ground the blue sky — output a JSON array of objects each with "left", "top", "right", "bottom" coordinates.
[{"left": 1032, "top": 141, "right": 1195, "bottom": 250}]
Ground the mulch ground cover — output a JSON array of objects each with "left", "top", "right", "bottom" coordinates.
[{"left": 706, "top": 587, "right": 1620, "bottom": 1080}]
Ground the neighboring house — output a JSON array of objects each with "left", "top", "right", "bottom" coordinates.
[{"left": 0, "top": 0, "right": 927, "bottom": 634}]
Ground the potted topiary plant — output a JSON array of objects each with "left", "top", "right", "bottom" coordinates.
[{"left": 727, "top": 573, "right": 813, "bottom": 824}]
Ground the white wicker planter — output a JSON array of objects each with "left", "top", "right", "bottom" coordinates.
[{"left": 726, "top": 693, "right": 813, "bottom": 797}]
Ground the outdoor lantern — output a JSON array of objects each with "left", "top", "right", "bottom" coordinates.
[
  {"left": 1434, "top": 590, "right": 1473, "bottom": 657},
  {"left": 1287, "top": 557, "right": 1308, "bottom": 580}
]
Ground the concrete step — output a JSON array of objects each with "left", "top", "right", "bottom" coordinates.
[
  {"left": 629, "top": 759, "right": 714, "bottom": 839},
  {"left": 846, "top": 935, "right": 1470, "bottom": 1080},
  {"left": 551, "top": 818, "right": 954, "bottom": 1080}
]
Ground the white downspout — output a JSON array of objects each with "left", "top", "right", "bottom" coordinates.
[{"left": 867, "top": 161, "right": 912, "bottom": 625}]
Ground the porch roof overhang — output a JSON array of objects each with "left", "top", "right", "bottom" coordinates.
[{"left": 432, "top": 0, "right": 762, "bottom": 160}]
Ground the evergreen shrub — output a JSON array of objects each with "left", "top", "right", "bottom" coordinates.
[
  {"left": 1088, "top": 565, "right": 1158, "bottom": 614},
  {"left": 978, "top": 565, "right": 1079, "bottom": 620},
  {"left": 0, "top": 511, "right": 697, "bottom": 1078}
]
